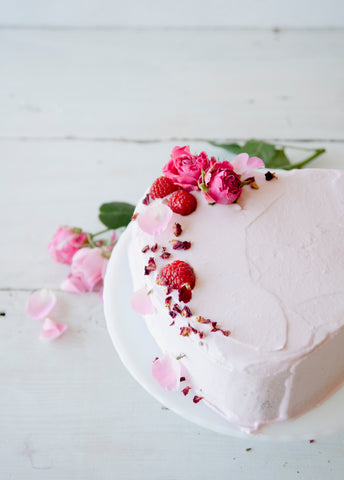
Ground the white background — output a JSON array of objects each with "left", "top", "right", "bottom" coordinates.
[{"left": 1, "top": 0, "right": 344, "bottom": 27}]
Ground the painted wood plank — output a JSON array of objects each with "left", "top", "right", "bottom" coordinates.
[
  {"left": 1, "top": 289, "right": 344, "bottom": 479},
  {"left": 1, "top": 139, "right": 343, "bottom": 290},
  {"left": 2, "top": 0, "right": 344, "bottom": 28},
  {"left": 1, "top": 29, "right": 343, "bottom": 141}
]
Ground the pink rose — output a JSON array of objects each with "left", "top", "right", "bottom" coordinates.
[
  {"left": 204, "top": 161, "right": 242, "bottom": 204},
  {"left": 48, "top": 226, "right": 88, "bottom": 265},
  {"left": 68, "top": 247, "right": 108, "bottom": 292},
  {"left": 163, "top": 146, "right": 214, "bottom": 191}
]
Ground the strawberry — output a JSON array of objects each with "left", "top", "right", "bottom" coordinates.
[
  {"left": 149, "top": 176, "right": 179, "bottom": 199},
  {"left": 157, "top": 260, "right": 196, "bottom": 290},
  {"left": 168, "top": 190, "right": 197, "bottom": 216}
]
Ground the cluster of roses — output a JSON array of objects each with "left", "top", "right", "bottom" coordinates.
[
  {"left": 48, "top": 226, "right": 116, "bottom": 295},
  {"left": 162, "top": 146, "right": 264, "bottom": 204}
]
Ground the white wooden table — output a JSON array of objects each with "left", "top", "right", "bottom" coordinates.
[{"left": 1, "top": 28, "right": 344, "bottom": 479}]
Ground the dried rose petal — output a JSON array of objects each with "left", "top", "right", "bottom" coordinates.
[
  {"left": 169, "top": 320, "right": 175, "bottom": 326},
  {"left": 142, "top": 194, "right": 150, "bottom": 205},
  {"left": 193, "top": 395, "right": 204, "bottom": 404},
  {"left": 180, "top": 376, "right": 186, "bottom": 382},
  {"left": 188, "top": 323, "right": 198, "bottom": 335},
  {"left": 141, "top": 245, "right": 150, "bottom": 253},
  {"left": 196, "top": 316, "right": 211, "bottom": 324},
  {"left": 151, "top": 243, "right": 158, "bottom": 252},
  {"left": 132, "top": 213, "right": 139, "bottom": 221},
  {"left": 265, "top": 171, "right": 278, "bottom": 181},
  {"left": 180, "top": 326, "right": 191, "bottom": 337},
  {"left": 198, "top": 331, "right": 205, "bottom": 339},
  {"left": 160, "top": 252, "right": 171, "bottom": 259},
  {"left": 173, "top": 223, "right": 182, "bottom": 237},
  {"left": 178, "top": 285, "right": 192, "bottom": 303},
  {"left": 171, "top": 240, "right": 191, "bottom": 250},
  {"left": 181, "top": 306, "right": 192, "bottom": 318},
  {"left": 165, "top": 296, "right": 172, "bottom": 309},
  {"left": 220, "top": 329, "right": 231, "bottom": 337},
  {"left": 169, "top": 310, "right": 177, "bottom": 318},
  {"left": 173, "top": 304, "right": 182, "bottom": 314},
  {"left": 182, "top": 386, "right": 191, "bottom": 396},
  {"left": 144, "top": 257, "right": 156, "bottom": 275}
]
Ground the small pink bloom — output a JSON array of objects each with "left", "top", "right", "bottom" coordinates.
[
  {"left": 152, "top": 354, "right": 181, "bottom": 391},
  {"left": 40, "top": 317, "right": 67, "bottom": 341},
  {"left": 204, "top": 161, "right": 242, "bottom": 204},
  {"left": 130, "top": 287, "right": 154, "bottom": 315},
  {"left": 71, "top": 248, "right": 108, "bottom": 292},
  {"left": 61, "top": 274, "right": 88, "bottom": 294},
  {"left": 163, "top": 146, "right": 215, "bottom": 191},
  {"left": 26, "top": 288, "right": 56, "bottom": 320},
  {"left": 231, "top": 153, "right": 265, "bottom": 175},
  {"left": 137, "top": 202, "right": 172, "bottom": 235},
  {"left": 48, "top": 226, "right": 88, "bottom": 265}
]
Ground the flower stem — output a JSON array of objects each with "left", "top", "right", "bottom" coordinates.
[
  {"left": 90, "top": 228, "right": 111, "bottom": 238},
  {"left": 282, "top": 148, "right": 326, "bottom": 170}
]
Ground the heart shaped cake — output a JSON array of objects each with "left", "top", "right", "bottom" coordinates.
[{"left": 127, "top": 146, "right": 344, "bottom": 432}]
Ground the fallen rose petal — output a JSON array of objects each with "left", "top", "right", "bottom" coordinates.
[
  {"left": 71, "top": 248, "right": 107, "bottom": 291},
  {"left": 232, "top": 153, "right": 265, "bottom": 175},
  {"left": 152, "top": 354, "right": 181, "bottom": 391},
  {"left": 130, "top": 287, "right": 154, "bottom": 315},
  {"left": 40, "top": 317, "right": 67, "bottom": 341},
  {"left": 61, "top": 274, "right": 88, "bottom": 294},
  {"left": 137, "top": 202, "right": 172, "bottom": 236},
  {"left": 26, "top": 288, "right": 56, "bottom": 320}
]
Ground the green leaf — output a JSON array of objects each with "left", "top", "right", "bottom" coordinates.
[
  {"left": 99, "top": 202, "right": 135, "bottom": 229},
  {"left": 241, "top": 139, "right": 276, "bottom": 165},
  {"left": 209, "top": 142, "right": 243, "bottom": 155},
  {"left": 266, "top": 148, "right": 291, "bottom": 169}
]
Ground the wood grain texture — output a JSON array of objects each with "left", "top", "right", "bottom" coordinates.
[
  {"left": 1, "top": 27, "right": 344, "bottom": 479},
  {"left": 2, "top": 0, "right": 344, "bottom": 28},
  {"left": 1, "top": 29, "right": 344, "bottom": 141}
]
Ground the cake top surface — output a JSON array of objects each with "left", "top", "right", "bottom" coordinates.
[{"left": 129, "top": 167, "right": 344, "bottom": 372}]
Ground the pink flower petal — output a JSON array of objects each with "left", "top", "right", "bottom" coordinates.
[
  {"left": 137, "top": 202, "right": 172, "bottom": 236},
  {"left": 152, "top": 354, "right": 181, "bottom": 391},
  {"left": 26, "top": 288, "right": 56, "bottom": 320},
  {"left": 71, "top": 248, "right": 107, "bottom": 291},
  {"left": 40, "top": 317, "right": 67, "bottom": 341},
  {"left": 61, "top": 274, "right": 88, "bottom": 294},
  {"left": 232, "top": 153, "right": 265, "bottom": 175},
  {"left": 130, "top": 287, "right": 154, "bottom": 315}
]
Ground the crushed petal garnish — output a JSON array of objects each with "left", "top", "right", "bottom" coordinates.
[
  {"left": 165, "top": 296, "right": 172, "bottom": 308},
  {"left": 181, "top": 306, "right": 192, "bottom": 317},
  {"left": 142, "top": 193, "right": 150, "bottom": 205},
  {"left": 171, "top": 240, "right": 191, "bottom": 250},
  {"left": 132, "top": 213, "right": 139, "bottom": 221},
  {"left": 151, "top": 243, "right": 158, "bottom": 252},
  {"left": 178, "top": 285, "right": 192, "bottom": 303},
  {"left": 180, "top": 376, "right": 186, "bottom": 382},
  {"left": 180, "top": 326, "right": 191, "bottom": 336},
  {"left": 169, "top": 310, "right": 177, "bottom": 318},
  {"left": 250, "top": 182, "right": 259, "bottom": 189},
  {"left": 265, "top": 171, "right": 278, "bottom": 181},
  {"left": 144, "top": 257, "right": 156, "bottom": 275},
  {"left": 160, "top": 251, "right": 171, "bottom": 259},
  {"left": 141, "top": 245, "right": 150, "bottom": 253},
  {"left": 196, "top": 316, "right": 211, "bottom": 324},
  {"left": 182, "top": 386, "right": 191, "bottom": 396},
  {"left": 174, "top": 223, "right": 183, "bottom": 237},
  {"left": 173, "top": 304, "right": 182, "bottom": 314},
  {"left": 169, "top": 320, "right": 175, "bottom": 326},
  {"left": 193, "top": 395, "right": 204, "bottom": 404}
]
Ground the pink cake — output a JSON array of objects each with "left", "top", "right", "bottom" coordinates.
[{"left": 127, "top": 147, "right": 344, "bottom": 432}]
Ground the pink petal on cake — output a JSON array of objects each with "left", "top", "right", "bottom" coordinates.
[
  {"left": 61, "top": 274, "right": 87, "bottom": 294},
  {"left": 40, "top": 317, "right": 67, "bottom": 341},
  {"left": 130, "top": 287, "right": 154, "bottom": 315},
  {"left": 152, "top": 354, "right": 181, "bottom": 391},
  {"left": 137, "top": 202, "right": 172, "bottom": 236},
  {"left": 26, "top": 288, "right": 57, "bottom": 320},
  {"left": 232, "top": 153, "right": 264, "bottom": 175}
]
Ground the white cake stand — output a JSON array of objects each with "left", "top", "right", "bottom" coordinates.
[{"left": 103, "top": 228, "right": 344, "bottom": 441}]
